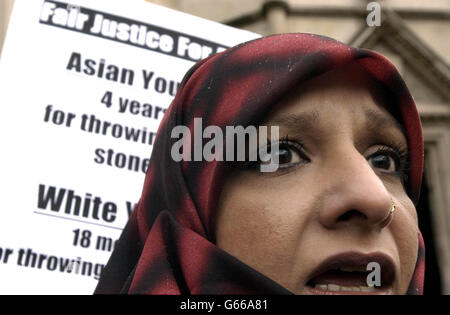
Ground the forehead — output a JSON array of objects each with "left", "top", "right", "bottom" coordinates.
[
  {"left": 277, "top": 62, "right": 393, "bottom": 111},
  {"left": 266, "top": 62, "right": 407, "bottom": 142}
]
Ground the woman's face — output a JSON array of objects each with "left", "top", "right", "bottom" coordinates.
[{"left": 215, "top": 63, "right": 419, "bottom": 295}]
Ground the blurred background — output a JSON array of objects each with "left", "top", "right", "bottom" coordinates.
[{"left": 1, "top": 0, "right": 449, "bottom": 294}]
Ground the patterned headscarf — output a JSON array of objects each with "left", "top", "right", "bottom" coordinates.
[{"left": 95, "top": 33, "right": 425, "bottom": 295}]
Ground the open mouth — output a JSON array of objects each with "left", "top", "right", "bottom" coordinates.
[{"left": 305, "top": 251, "right": 396, "bottom": 295}]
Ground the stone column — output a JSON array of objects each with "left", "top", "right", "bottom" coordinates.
[
  {"left": 145, "top": 0, "right": 177, "bottom": 10},
  {"left": 263, "top": 0, "right": 289, "bottom": 35},
  {"left": 0, "top": 0, "right": 15, "bottom": 55}
]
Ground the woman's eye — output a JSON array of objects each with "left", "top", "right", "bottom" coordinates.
[
  {"left": 368, "top": 152, "right": 397, "bottom": 172},
  {"left": 260, "top": 142, "right": 306, "bottom": 168}
]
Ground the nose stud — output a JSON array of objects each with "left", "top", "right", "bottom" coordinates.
[
  {"left": 390, "top": 201, "right": 396, "bottom": 215},
  {"left": 380, "top": 200, "right": 396, "bottom": 229}
]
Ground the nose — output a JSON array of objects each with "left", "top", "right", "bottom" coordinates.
[{"left": 318, "top": 145, "right": 393, "bottom": 230}]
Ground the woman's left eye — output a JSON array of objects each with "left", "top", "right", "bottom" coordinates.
[{"left": 367, "top": 152, "right": 397, "bottom": 172}]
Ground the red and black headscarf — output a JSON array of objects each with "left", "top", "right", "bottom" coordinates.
[{"left": 94, "top": 33, "right": 425, "bottom": 295}]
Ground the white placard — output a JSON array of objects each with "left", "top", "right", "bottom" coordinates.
[{"left": 0, "top": 0, "right": 260, "bottom": 294}]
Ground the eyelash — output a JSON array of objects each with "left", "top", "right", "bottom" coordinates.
[
  {"left": 242, "top": 135, "right": 307, "bottom": 172},
  {"left": 369, "top": 141, "right": 410, "bottom": 183},
  {"left": 271, "top": 135, "right": 309, "bottom": 168},
  {"left": 243, "top": 136, "right": 410, "bottom": 183}
]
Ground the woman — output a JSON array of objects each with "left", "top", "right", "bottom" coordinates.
[{"left": 95, "top": 33, "right": 425, "bottom": 294}]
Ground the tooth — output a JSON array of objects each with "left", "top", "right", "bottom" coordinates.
[
  {"left": 315, "top": 284, "right": 328, "bottom": 291},
  {"left": 360, "top": 286, "right": 376, "bottom": 292},
  {"left": 328, "top": 284, "right": 341, "bottom": 291},
  {"left": 313, "top": 283, "right": 377, "bottom": 293}
]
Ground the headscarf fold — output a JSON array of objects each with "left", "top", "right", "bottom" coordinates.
[{"left": 95, "top": 33, "right": 425, "bottom": 295}]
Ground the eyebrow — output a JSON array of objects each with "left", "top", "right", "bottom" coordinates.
[
  {"left": 268, "top": 110, "right": 320, "bottom": 133},
  {"left": 267, "top": 108, "right": 406, "bottom": 139},
  {"left": 364, "top": 108, "right": 407, "bottom": 138}
]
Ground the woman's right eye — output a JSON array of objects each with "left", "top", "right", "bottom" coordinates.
[{"left": 249, "top": 140, "right": 310, "bottom": 171}]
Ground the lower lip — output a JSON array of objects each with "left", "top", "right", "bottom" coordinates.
[{"left": 304, "top": 285, "right": 393, "bottom": 295}]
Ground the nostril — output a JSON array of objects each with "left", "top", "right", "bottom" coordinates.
[{"left": 337, "top": 210, "right": 368, "bottom": 222}]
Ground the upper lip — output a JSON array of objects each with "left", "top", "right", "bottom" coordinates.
[{"left": 306, "top": 251, "right": 396, "bottom": 288}]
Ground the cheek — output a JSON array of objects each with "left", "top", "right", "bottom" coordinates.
[
  {"left": 391, "top": 196, "right": 419, "bottom": 293},
  {"left": 215, "top": 177, "right": 311, "bottom": 282}
]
